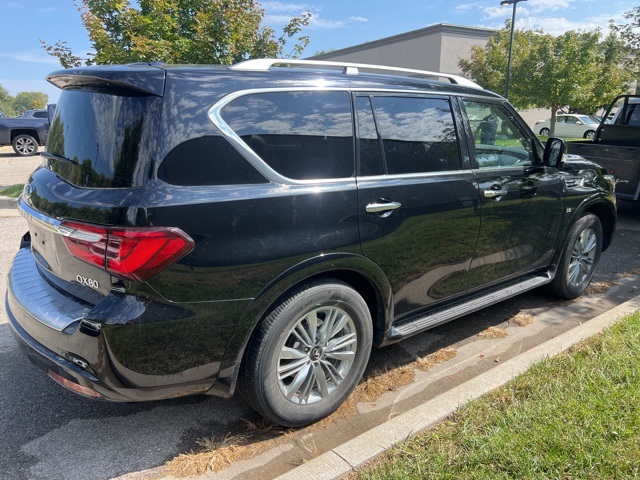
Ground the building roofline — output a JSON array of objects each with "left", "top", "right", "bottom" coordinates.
[{"left": 309, "top": 23, "right": 496, "bottom": 60}]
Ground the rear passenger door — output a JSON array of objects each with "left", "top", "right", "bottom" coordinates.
[
  {"left": 355, "top": 94, "right": 481, "bottom": 320},
  {"left": 460, "top": 99, "right": 564, "bottom": 290}
]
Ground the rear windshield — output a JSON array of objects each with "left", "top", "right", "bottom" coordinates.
[{"left": 47, "top": 90, "right": 161, "bottom": 188}]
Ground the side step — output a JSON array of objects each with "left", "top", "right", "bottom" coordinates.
[{"left": 389, "top": 273, "right": 553, "bottom": 341}]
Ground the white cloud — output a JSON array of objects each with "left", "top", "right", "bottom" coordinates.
[
  {"left": 526, "top": 0, "right": 572, "bottom": 14},
  {"left": 455, "top": 2, "right": 485, "bottom": 13},
  {"left": 261, "top": 1, "right": 309, "bottom": 13},
  {"left": 0, "top": 51, "right": 60, "bottom": 66},
  {"left": 349, "top": 16, "right": 368, "bottom": 23}
]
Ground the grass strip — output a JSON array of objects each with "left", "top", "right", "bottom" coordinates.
[
  {"left": 356, "top": 311, "right": 640, "bottom": 480},
  {"left": 0, "top": 184, "right": 23, "bottom": 197}
]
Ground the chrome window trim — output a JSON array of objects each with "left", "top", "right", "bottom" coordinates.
[{"left": 208, "top": 87, "right": 464, "bottom": 186}]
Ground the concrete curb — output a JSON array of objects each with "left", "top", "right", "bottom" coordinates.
[
  {"left": 275, "top": 294, "right": 640, "bottom": 480},
  {"left": 0, "top": 195, "right": 18, "bottom": 210}
]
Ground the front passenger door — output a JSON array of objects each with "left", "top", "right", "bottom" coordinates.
[{"left": 462, "top": 99, "right": 564, "bottom": 290}]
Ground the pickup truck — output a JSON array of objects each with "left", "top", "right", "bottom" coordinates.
[
  {"left": 567, "top": 95, "right": 640, "bottom": 200},
  {"left": 0, "top": 104, "right": 56, "bottom": 156}
]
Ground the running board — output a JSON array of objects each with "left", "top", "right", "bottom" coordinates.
[{"left": 389, "top": 273, "right": 553, "bottom": 341}]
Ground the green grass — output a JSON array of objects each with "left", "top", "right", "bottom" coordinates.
[
  {"left": 0, "top": 184, "right": 23, "bottom": 197},
  {"left": 356, "top": 312, "right": 640, "bottom": 480}
]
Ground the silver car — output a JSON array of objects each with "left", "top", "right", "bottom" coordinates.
[{"left": 535, "top": 114, "right": 599, "bottom": 140}]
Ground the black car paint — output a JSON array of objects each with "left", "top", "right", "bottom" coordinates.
[{"left": 7, "top": 64, "right": 616, "bottom": 402}]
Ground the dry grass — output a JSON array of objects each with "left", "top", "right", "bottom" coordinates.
[
  {"left": 162, "top": 345, "right": 462, "bottom": 477},
  {"left": 476, "top": 326, "right": 508, "bottom": 339},
  {"left": 415, "top": 347, "right": 458, "bottom": 372},
  {"left": 355, "top": 366, "right": 416, "bottom": 403},
  {"left": 510, "top": 312, "right": 534, "bottom": 327},
  {"left": 585, "top": 281, "right": 614, "bottom": 295},
  {"left": 163, "top": 420, "right": 293, "bottom": 477}
]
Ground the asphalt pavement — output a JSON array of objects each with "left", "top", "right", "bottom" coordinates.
[{"left": 1, "top": 146, "right": 640, "bottom": 479}]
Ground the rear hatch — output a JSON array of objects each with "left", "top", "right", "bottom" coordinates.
[{"left": 20, "top": 65, "right": 169, "bottom": 307}]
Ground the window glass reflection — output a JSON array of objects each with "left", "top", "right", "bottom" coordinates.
[{"left": 222, "top": 91, "right": 354, "bottom": 180}]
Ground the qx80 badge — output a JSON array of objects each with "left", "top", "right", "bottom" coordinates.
[{"left": 76, "top": 275, "right": 99, "bottom": 290}]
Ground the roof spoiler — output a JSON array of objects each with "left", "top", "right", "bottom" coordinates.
[{"left": 47, "top": 64, "right": 166, "bottom": 97}]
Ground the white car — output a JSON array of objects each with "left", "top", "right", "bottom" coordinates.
[{"left": 535, "top": 114, "right": 600, "bottom": 140}]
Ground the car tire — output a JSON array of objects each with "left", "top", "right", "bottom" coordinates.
[
  {"left": 584, "top": 130, "right": 596, "bottom": 140},
  {"left": 12, "top": 134, "right": 39, "bottom": 156},
  {"left": 240, "top": 280, "right": 373, "bottom": 427},
  {"left": 550, "top": 213, "right": 602, "bottom": 300},
  {"left": 539, "top": 128, "right": 550, "bottom": 136}
]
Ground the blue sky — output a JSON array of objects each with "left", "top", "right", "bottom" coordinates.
[{"left": 0, "top": 0, "right": 635, "bottom": 104}]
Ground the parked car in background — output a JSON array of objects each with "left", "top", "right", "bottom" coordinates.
[
  {"left": 7, "top": 60, "right": 616, "bottom": 427},
  {"left": 18, "top": 108, "right": 49, "bottom": 120},
  {"left": 0, "top": 104, "right": 55, "bottom": 155},
  {"left": 535, "top": 114, "right": 600, "bottom": 139}
]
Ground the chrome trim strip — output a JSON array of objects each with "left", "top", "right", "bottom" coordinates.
[
  {"left": 208, "top": 87, "right": 465, "bottom": 186},
  {"left": 19, "top": 197, "right": 63, "bottom": 233},
  {"left": 19, "top": 198, "right": 104, "bottom": 242},
  {"left": 228, "top": 59, "right": 483, "bottom": 90}
]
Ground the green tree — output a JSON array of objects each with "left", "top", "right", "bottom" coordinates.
[
  {"left": 459, "top": 23, "right": 633, "bottom": 136},
  {"left": 0, "top": 84, "right": 15, "bottom": 117},
  {"left": 12, "top": 91, "right": 49, "bottom": 113},
  {"left": 614, "top": 6, "right": 640, "bottom": 91},
  {"left": 42, "top": 0, "right": 311, "bottom": 67}
]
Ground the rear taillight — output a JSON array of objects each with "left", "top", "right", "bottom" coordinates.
[{"left": 60, "top": 221, "right": 195, "bottom": 282}]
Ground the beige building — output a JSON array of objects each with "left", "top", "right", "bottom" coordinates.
[
  {"left": 310, "top": 23, "right": 548, "bottom": 127},
  {"left": 311, "top": 23, "right": 494, "bottom": 77}
]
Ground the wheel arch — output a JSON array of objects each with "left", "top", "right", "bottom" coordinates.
[
  {"left": 11, "top": 129, "right": 41, "bottom": 143},
  {"left": 552, "top": 196, "right": 615, "bottom": 268},
  {"left": 207, "top": 253, "right": 392, "bottom": 398}
]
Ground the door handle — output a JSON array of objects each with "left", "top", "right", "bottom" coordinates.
[
  {"left": 484, "top": 189, "right": 508, "bottom": 199},
  {"left": 366, "top": 201, "right": 401, "bottom": 217}
]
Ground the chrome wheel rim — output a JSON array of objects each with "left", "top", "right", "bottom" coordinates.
[
  {"left": 16, "top": 137, "right": 36, "bottom": 155},
  {"left": 277, "top": 306, "right": 357, "bottom": 405},
  {"left": 568, "top": 227, "right": 597, "bottom": 287}
]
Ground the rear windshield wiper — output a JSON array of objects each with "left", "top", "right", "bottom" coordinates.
[{"left": 41, "top": 151, "right": 78, "bottom": 165}]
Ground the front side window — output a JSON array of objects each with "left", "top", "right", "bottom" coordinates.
[
  {"left": 369, "top": 96, "right": 461, "bottom": 175},
  {"left": 221, "top": 91, "right": 354, "bottom": 180},
  {"left": 463, "top": 100, "right": 536, "bottom": 168}
]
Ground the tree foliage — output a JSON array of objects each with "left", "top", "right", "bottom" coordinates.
[
  {"left": 614, "top": 5, "right": 640, "bottom": 88},
  {"left": 459, "top": 23, "right": 633, "bottom": 135},
  {"left": 0, "top": 84, "right": 49, "bottom": 117},
  {"left": 42, "top": 0, "right": 311, "bottom": 67}
]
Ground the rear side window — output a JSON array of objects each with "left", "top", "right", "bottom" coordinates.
[
  {"left": 368, "top": 96, "right": 461, "bottom": 175},
  {"left": 158, "top": 136, "right": 267, "bottom": 186},
  {"left": 221, "top": 91, "right": 354, "bottom": 180}
]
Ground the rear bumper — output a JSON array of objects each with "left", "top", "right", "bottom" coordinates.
[{"left": 6, "top": 246, "right": 226, "bottom": 402}]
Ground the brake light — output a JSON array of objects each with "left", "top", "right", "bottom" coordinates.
[{"left": 60, "top": 221, "right": 194, "bottom": 282}]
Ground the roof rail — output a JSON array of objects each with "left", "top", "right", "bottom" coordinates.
[{"left": 228, "top": 58, "right": 482, "bottom": 89}]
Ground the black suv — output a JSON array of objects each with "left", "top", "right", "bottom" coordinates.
[{"left": 7, "top": 60, "right": 616, "bottom": 427}]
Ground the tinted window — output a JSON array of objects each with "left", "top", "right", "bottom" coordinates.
[
  {"left": 356, "top": 96, "right": 384, "bottom": 176},
  {"left": 34, "top": 111, "right": 47, "bottom": 118},
  {"left": 371, "top": 96, "right": 461, "bottom": 175},
  {"left": 47, "top": 90, "right": 161, "bottom": 188},
  {"left": 221, "top": 91, "right": 354, "bottom": 180},
  {"left": 463, "top": 100, "right": 536, "bottom": 168},
  {"left": 158, "top": 136, "right": 267, "bottom": 186}
]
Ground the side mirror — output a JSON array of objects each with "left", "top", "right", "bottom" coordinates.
[{"left": 543, "top": 137, "right": 566, "bottom": 168}]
